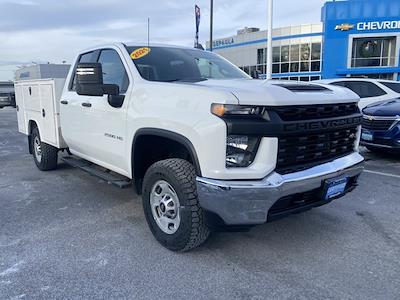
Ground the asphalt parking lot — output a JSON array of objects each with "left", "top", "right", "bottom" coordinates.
[{"left": 0, "top": 107, "right": 399, "bottom": 300}]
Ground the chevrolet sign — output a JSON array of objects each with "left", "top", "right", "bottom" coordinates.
[
  {"left": 335, "top": 23, "right": 355, "bottom": 31},
  {"left": 357, "top": 20, "right": 400, "bottom": 31}
]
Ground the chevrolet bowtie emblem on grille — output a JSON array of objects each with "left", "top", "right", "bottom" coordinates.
[{"left": 335, "top": 23, "right": 355, "bottom": 31}]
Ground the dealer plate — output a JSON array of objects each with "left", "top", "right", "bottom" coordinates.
[
  {"left": 323, "top": 176, "right": 348, "bottom": 201},
  {"left": 361, "top": 130, "right": 373, "bottom": 142}
]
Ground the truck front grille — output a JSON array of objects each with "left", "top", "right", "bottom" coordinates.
[
  {"left": 362, "top": 117, "right": 395, "bottom": 131},
  {"left": 276, "top": 127, "right": 358, "bottom": 174},
  {"left": 269, "top": 103, "right": 361, "bottom": 175}
]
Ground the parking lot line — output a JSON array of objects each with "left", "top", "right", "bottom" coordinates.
[{"left": 364, "top": 169, "right": 400, "bottom": 179}]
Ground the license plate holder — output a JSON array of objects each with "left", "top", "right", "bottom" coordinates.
[
  {"left": 362, "top": 129, "right": 373, "bottom": 142},
  {"left": 322, "top": 176, "right": 349, "bottom": 201}
]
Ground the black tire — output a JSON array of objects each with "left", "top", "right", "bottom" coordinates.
[
  {"left": 31, "top": 127, "right": 58, "bottom": 171},
  {"left": 142, "top": 159, "right": 210, "bottom": 252}
]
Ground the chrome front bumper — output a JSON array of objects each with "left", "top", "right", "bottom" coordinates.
[{"left": 196, "top": 152, "right": 364, "bottom": 225}]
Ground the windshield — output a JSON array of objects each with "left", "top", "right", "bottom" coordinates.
[
  {"left": 126, "top": 46, "right": 249, "bottom": 82},
  {"left": 379, "top": 81, "right": 400, "bottom": 93}
]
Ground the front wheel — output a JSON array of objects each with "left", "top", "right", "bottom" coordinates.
[
  {"left": 142, "top": 159, "right": 210, "bottom": 252},
  {"left": 31, "top": 127, "right": 58, "bottom": 171}
]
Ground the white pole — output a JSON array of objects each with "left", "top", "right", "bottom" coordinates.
[{"left": 266, "top": 0, "right": 273, "bottom": 80}]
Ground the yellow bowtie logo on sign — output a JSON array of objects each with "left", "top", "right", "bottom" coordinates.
[
  {"left": 335, "top": 24, "right": 355, "bottom": 31},
  {"left": 130, "top": 47, "right": 151, "bottom": 60}
]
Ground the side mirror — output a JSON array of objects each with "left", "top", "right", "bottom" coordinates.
[{"left": 76, "top": 63, "right": 119, "bottom": 97}]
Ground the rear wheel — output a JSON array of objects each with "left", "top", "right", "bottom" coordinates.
[
  {"left": 142, "top": 159, "right": 210, "bottom": 251},
  {"left": 31, "top": 127, "right": 58, "bottom": 171}
]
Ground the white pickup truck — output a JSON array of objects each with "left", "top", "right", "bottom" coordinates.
[{"left": 15, "top": 43, "right": 364, "bottom": 251}]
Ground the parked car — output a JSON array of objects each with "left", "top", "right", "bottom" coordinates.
[
  {"left": 0, "top": 93, "right": 16, "bottom": 109},
  {"left": 15, "top": 43, "right": 364, "bottom": 251},
  {"left": 361, "top": 99, "right": 400, "bottom": 153},
  {"left": 315, "top": 78, "right": 400, "bottom": 109}
]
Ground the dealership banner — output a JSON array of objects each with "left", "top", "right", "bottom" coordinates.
[{"left": 195, "top": 5, "right": 201, "bottom": 47}]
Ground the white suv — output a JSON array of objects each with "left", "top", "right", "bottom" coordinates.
[{"left": 315, "top": 78, "right": 400, "bottom": 109}]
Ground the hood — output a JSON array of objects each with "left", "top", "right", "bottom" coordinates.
[
  {"left": 363, "top": 98, "right": 400, "bottom": 116},
  {"left": 194, "top": 79, "right": 359, "bottom": 106}
]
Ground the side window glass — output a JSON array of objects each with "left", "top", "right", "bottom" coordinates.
[
  {"left": 71, "top": 51, "right": 95, "bottom": 91},
  {"left": 331, "top": 81, "right": 347, "bottom": 88},
  {"left": 98, "top": 49, "right": 129, "bottom": 93},
  {"left": 344, "top": 82, "right": 386, "bottom": 98}
]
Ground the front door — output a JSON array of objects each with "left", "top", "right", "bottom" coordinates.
[{"left": 79, "top": 48, "right": 131, "bottom": 174}]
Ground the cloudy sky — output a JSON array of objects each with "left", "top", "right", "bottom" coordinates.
[{"left": 0, "top": 0, "right": 326, "bottom": 80}]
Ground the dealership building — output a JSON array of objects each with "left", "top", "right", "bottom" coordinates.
[{"left": 208, "top": 0, "right": 400, "bottom": 81}]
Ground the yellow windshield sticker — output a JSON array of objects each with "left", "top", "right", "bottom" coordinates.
[{"left": 130, "top": 47, "right": 151, "bottom": 60}]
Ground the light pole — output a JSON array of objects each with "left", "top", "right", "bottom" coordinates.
[
  {"left": 266, "top": 0, "right": 273, "bottom": 80},
  {"left": 210, "top": 0, "right": 214, "bottom": 51}
]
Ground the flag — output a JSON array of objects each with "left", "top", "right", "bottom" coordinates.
[{"left": 195, "top": 5, "right": 201, "bottom": 47}]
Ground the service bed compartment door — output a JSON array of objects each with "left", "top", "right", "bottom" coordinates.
[
  {"left": 15, "top": 85, "right": 27, "bottom": 134},
  {"left": 40, "top": 84, "right": 58, "bottom": 145}
]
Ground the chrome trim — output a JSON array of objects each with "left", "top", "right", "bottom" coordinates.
[
  {"left": 362, "top": 114, "right": 400, "bottom": 131},
  {"left": 196, "top": 152, "right": 364, "bottom": 225},
  {"left": 362, "top": 114, "right": 399, "bottom": 121},
  {"left": 197, "top": 152, "right": 364, "bottom": 189}
]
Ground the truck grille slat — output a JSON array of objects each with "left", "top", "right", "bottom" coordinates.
[{"left": 273, "top": 103, "right": 359, "bottom": 122}]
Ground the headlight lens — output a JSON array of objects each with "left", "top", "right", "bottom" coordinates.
[
  {"left": 226, "top": 135, "right": 260, "bottom": 167},
  {"left": 211, "top": 104, "right": 268, "bottom": 119}
]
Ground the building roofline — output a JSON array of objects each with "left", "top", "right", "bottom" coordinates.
[{"left": 208, "top": 32, "right": 323, "bottom": 51}]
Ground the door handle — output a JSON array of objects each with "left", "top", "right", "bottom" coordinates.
[
  {"left": 61, "top": 100, "right": 68, "bottom": 105},
  {"left": 82, "top": 102, "right": 92, "bottom": 108}
]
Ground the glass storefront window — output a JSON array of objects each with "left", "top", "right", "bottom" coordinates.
[
  {"left": 311, "top": 43, "right": 321, "bottom": 60},
  {"left": 290, "top": 45, "right": 300, "bottom": 62},
  {"left": 311, "top": 61, "right": 321, "bottom": 72},
  {"left": 300, "top": 62, "right": 310, "bottom": 72},
  {"left": 301, "top": 44, "right": 310, "bottom": 61},
  {"left": 281, "top": 46, "right": 290, "bottom": 62},
  {"left": 272, "top": 64, "right": 280, "bottom": 73},
  {"left": 351, "top": 37, "right": 396, "bottom": 68},
  {"left": 257, "top": 42, "right": 321, "bottom": 76},
  {"left": 273, "top": 47, "right": 280, "bottom": 63},
  {"left": 350, "top": 73, "right": 394, "bottom": 80},
  {"left": 281, "top": 63, "right": 289, "bottom": 73},
  {"left": 290, "top": 62, "right": 299, "bottom": 72}
]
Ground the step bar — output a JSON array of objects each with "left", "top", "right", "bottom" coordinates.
[{"left": 61, "top": 156, "right": 132, "bottom": 189}]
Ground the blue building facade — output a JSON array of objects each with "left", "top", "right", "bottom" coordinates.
[
  {"left": 211, "top": 0, "right": 400, "bottom": 81},
  {"left": 322, "top": 0, "right": 400, "bottom": 80}
]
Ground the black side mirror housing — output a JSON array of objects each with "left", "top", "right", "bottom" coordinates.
[
  {"left": 76, "top": 63, "right": 119, "bottom": 97},
  {"left": 108, "top": 94, "right": 125, "bottom": 108}
]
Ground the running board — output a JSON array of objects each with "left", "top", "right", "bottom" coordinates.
[{"left": 61, "top": 156, "right": 132, "bottom": 189}]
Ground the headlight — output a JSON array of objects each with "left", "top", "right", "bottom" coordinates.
[
  {"left": 226, "top": 135, "right": 260, "bottom": 168},
  {"left": 211, "top": 104, "right": 268, "bottom": 119}
]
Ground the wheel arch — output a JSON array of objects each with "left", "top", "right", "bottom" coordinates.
[
  {"left": 27, "top": 119, "right": 41, "bottom": 155},
  {"left": 131, "top": 128, "right": 202, "bottom": 193}
]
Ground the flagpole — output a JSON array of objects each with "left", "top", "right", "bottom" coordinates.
[
  {"left": 266, "top": 0, "right": 273, "bottom": 80},
  {"left": 210, "top": 0, "right": 214, "bottom": 51}
]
